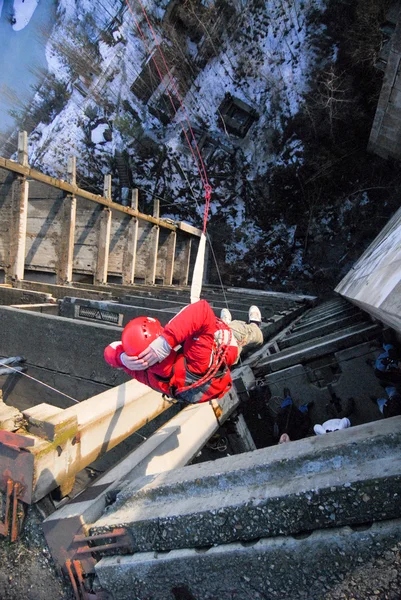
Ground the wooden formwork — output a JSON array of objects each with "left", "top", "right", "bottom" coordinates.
[{"left": 0, "top": 132, "right": 201, "bottom": 287}]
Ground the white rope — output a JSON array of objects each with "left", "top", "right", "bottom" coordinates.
[{"left": 1, "top": 363, "right": 80, "bottom": 404}]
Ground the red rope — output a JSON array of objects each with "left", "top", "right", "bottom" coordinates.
[
  {"left": 124, "top": 0, "right": 212, "bottom": 229},
  {"left": 174, "top": 322, "right": 232, "bottom": 395}
]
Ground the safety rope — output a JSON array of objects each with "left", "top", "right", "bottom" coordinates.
[
  {"left": 0, "top": 363, "right": 80, "bottom": 404},
  {"left": 174, "top": 321, "right": 233, "bottom": 395}
]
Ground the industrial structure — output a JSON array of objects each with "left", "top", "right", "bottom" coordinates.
[{"left": 0, "top": 125, "right": 400, "bottom": 599}]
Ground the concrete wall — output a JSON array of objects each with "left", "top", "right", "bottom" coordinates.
[
  {"left": 335, "top": 205, "right": 401, "bottom": 334},
  {"left": 0, "top": 306, "right": 128, "bottom": 407}
]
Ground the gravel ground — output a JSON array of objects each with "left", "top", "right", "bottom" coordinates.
[
  {"left": 0, "top": 504, "right": 400, "bottom": 600},
  {"left": 0, "top": 506, "right": 74, "bottom": 600}
]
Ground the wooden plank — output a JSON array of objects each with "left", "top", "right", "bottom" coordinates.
[
  {"left": 25, "top": 196, "right": 63, "bottom": 271},
  {"left": 17, "top": 131, "right": 28, "bottom": 167},
  {"left": 8, "top": 176, "right": 29, "bottom": 281},
  {"left": 0, "top": 169, "right": 16, "bottom": 267},
  {"left": 57, "top": 157, "right": 77, "bottom": 284},
  {"left": 107, "top": 212, "right": 131, "bottom": 275},
  {"left": 143, "top": 199, "right": 160, "bottom": 285},
  {"left": 0, "top": 156, "right": 177, "bottom": 230},
  {"left": 95, "top": 208, "right": 112, "bottom": 284},
  {"left": 122, "top": 190, "right": 139, "bottom": 285},
  {"left": 157, "top": 229, "right": 176, "bottom": 285},
  {"left": 174, "top": 236, "right": 192, "bottom": 285}
]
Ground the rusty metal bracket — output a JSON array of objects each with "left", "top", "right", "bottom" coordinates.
[
  {"left": 74, "top": 527, "right": 133, "bottom": 556},
  {"left": 65, "top": 528, "right": 131, "bottom": 600},
  {"left": 0, "top": 478, "right": 24, "bottom": 541},
  {"left": 65, "top": 559, "right": 111, "bottom": 600}
]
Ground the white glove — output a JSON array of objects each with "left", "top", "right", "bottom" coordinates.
[
  {"left": 314, "top": 418, "right": 351, "bottom": 435},
  {"left": 120, "top": 352, "right": 149, "bottom": 371},
  {"left": 138, "top": 336, "right": 172, "bottom": 367},
  {"left": 214, "top": 329, "right": 238, "bottom": 348}
]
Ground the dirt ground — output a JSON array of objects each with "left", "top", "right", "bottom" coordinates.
[
  {"left": 0, "top": 506, "right": 74, "bottom": 600},
  {"left": 1, "top": 499, "right": 401, "bottom": 600}
]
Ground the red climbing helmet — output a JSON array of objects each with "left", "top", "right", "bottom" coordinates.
[{"left": 121, "top": 316, "right": 163, "bottom": 356}]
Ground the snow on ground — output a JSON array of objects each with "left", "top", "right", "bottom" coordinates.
[
  {"left": 91, "top": 123, "right": 109, "bottom": 143},
  {"left": 23, "top": 0, "right": 331, "bottom": 278},
  {"left": 12, "top": 0, "right": 39, "bottom": 31}
]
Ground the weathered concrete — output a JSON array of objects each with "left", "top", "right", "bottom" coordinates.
[
  {"left": 0, "top": 286, "right": 54, "bottom": 305},
  {"left": 58, "top": 297, "right": 180, "bottom": 327},
  {"left": 58, "top": 296, "right": 252, "bottom": 325},
  {"left": 10, "top": 302, "right": 58, "bottom": 314},
  {"left": 291, "top": 305, "right": 358, "bottom": 332},
  {"left": 89, "top": 417, "right": 401, "bottom": 551},
  {"left": 279, "top": 312, "right": 367, "bottom": 349},
  {"left": 42, "top": 389, "right": 240, "bottom": 570},
  {"left": 256, "top": 322, "right": 381, "bottom": 373},
  {"left": 228, "top": 286, "right": 317, "bottom": 304},
  {"left": 0, "top": 306, "right": 128, "bottom": 386},
  {"left": 16, "top": 279, "right": 115, "bottom": 300},
  {"left": 336, "top": 205, "right": 401, "bottom": 337},
  {"left": 94, "top": 519, "right": 401, "bottom": 600}
]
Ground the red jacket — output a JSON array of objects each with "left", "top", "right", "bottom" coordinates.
[{"left": 104, "top": 300, "right": 238, "bottom": 403}]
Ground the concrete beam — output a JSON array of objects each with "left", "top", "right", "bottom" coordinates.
[
  {"left": 16, "top": 280, "right": 115, "bottom": 301},
  {"left": 42, "top": 389, "right": 240, "bottom": 570},
  {"left": 228, "top": 287, "right": 318, "bottom": 303},
  {"left": 58, "top": 297, "right": 181, "bottom": 327},
  {"left": 88, "top": 417, "right": 401, "bottom": 552},
  {"left": 0, "top": 380, "right": 172, "bottom": 504},
  {"left": 94, "top": 519, "right": 401, "bottom": 600},
  {"left": 256, "top": 322, "right": 381, "bottom": 374},
  {"left": 291, "top": 305, "right": 358, "bottom": 332},
  {"left": 0, "top": 286, "right": 54, "bottom": 305},
  {"left": 10, "top": 303, "right": 58, "bottom": 315},
  {"left": 57, "top": 297, "right": 252, "bottom": 327},
  {"left": 279, "top": 313, "right": 367, "bottom": 349}
]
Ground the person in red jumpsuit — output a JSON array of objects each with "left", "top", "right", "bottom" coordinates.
[{"left": 104, "top": 299, "right": 263, "bottom": 404}]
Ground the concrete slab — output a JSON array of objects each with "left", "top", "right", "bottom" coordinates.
[
  {"left": 89, "top": 417, "right": 401, "bottom": 552},
  {"left": 94, "top": 519, "right": 401, "bottom": 600}
]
